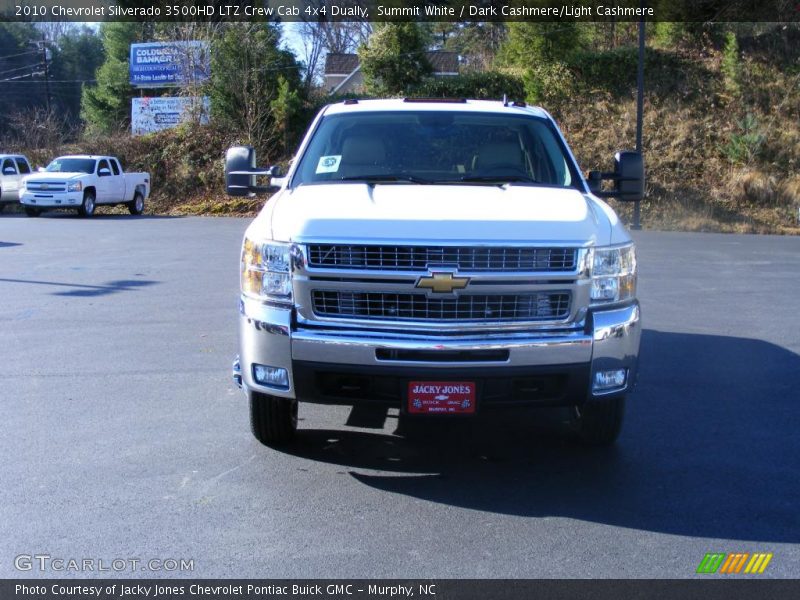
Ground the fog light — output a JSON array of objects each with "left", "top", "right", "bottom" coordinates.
[
  {"left": 593, "top": 369, "right": 627, "bottom": 392},
  {"left": 253, "top": 364, "right": 289, "bottom": 389}
]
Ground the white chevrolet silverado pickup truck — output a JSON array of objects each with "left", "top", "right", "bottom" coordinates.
[
  {"left": 20, "top": 155, "right": 149, "bottom": 217},
  {"left": 226, "top": 98, "right": 643, "bottom": 446}
]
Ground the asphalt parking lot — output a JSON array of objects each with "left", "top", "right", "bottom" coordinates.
[{"left": 1, "top": 212, "right": 798, "bottom": 578}]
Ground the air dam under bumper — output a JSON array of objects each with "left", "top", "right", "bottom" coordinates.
[{"left": 236, "top": 297, "right": 640, "bottom": 408}]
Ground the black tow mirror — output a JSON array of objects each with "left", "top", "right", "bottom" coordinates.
[
  {"left": 224, "top": 145, "right": 283, "bottom": 197},
  {"left": 587, "top": 151, "right": 645, "bottom": 202}
]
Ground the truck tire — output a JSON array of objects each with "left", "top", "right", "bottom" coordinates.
[
  {"left": 127, "top": 192, "right": 144, "bottom": 215},
  {"left": 249, "top": 391, "right": 298, "bottom": 446},
  {"left": 24, "top": 207, "right": 40, "bottom": 217},
  {"left": 78, "top": 190, "right": 95, "bottom": 218},
  {"left": 571, "top": 395, "right": 625, "bottom": 445}
]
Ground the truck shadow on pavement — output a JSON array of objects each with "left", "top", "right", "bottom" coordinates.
[
  {"left": 282, "top": 329, "right": 800, "bottom": 543},
  {"left": 0, "top": 277, "right": 159, "bottom": 297}
]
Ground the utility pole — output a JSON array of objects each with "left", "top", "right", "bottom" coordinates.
[{"left": 38, "top": 35, "right": 52, "bottom": 113}]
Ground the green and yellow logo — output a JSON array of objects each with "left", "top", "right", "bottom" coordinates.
[{"left": 697, "top": 552, "right": 773, "bottom": 574}]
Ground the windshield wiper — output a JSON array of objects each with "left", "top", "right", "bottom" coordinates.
[
  {"left": 337, "top": 174, "right": 434, "bottom": 185},
  {"left": 459, "top": 174, "right": 541, "bottom": 185}
]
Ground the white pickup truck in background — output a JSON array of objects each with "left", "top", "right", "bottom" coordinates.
[
  {"left": 20, "top": 155, "right": 150, "bottom": 218},
  {"left": 0, "top": 154, "right": 33, "bottom": 212}
]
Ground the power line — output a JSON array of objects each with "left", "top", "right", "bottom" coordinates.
[
  {"left": 0, "top": 49, "right": 40, "bottom": 61},
  {"left": 0, "top": 78, "right": 96, "bottom": 83},
  {"left": 0, "top": 63, "right": 43, "bottom": 77}
]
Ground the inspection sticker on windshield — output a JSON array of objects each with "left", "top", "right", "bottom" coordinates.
[
  {"left": 316, "top": 155, "right": 341, "bottom": 174},
  {"left": 408, "top": 381, "right": 476, "bottom": 414}
]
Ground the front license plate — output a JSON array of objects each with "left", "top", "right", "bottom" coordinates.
[{"left": 408, "top": 381, "right": 476, "bottom": 414}]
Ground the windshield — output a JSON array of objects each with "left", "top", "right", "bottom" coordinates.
[
  {"left": 46, "top": 158, "right": 96, "bottom": 174},
  {"left": 292, "top": 110, "right": 579, "bottom": 189}
]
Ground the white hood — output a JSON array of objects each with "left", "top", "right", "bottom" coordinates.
[
  {"left": 259, "top": 183, "right": 624, "bottom": 246},
  {"left": 25, "top": 172, "right": 85, "bottom": 181}
]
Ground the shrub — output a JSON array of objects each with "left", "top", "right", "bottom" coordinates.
[
  {"left": 411, "top": 71, "right": 524, "bottom": 101},
  {"left": 723, "top": 114, "right": 765, "bottom": 165},
  {"left": 721, "top": 31, "right": 742, "bottom": 96}
]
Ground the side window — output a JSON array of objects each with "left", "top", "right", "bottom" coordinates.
[
  {"left": 110, "top": 159, "right": 120, "bottom": 176},
  {"left": 2, "top": 158, "right": 17, "bottom": 174},
  {"left": 15, "top": 158, "right": 31, "bottom": 174},
  {"left": 97, "top": 159, "right": 110, "bottom": 176}
]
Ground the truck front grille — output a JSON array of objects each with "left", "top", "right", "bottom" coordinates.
[
  {"left": 311, "top": 291, "right": 571, "bottom": 322},
  {"left": 307, "top": 245, "right": 577, "bottom": 272},
  {"left": 26, "top": 181, "right": 67, "bottom": 192}
]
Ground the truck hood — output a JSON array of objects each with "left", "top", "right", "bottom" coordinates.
[
  {"left": 25, "top": 172, "right": 85, "bottom": 181},
  {"left": 265, "top": 183, "right": 621, "bottom": 246}
]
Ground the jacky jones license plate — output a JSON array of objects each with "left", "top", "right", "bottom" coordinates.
[{"left": 408, "top": 381, "right": 476, "bottom": 414}]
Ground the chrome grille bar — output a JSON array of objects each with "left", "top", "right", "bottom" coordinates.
[
  {"left": 307, "top": 245, "right": 577, "bottom": 272},
  {"left": 312, "top": 291, "right": 571, "bottom": 322}
]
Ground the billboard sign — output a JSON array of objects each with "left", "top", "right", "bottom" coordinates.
[
  {"left": 132, "top": 96, "right": 210, "bottom": 136},
  {"left": 129, "top": 41, "right": 210, "bottom": 87}
]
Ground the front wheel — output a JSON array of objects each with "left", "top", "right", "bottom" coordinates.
[
  {"left": 78, "top": 190, "right": 96, "bottom": 218},
  {"left": 571, "top": 395, "right": 625, "bottom": 445},
  {"left": 249, "top": 391, "right": 298, "bottom": 446},
  {"left": 24, "top": 207, "right": 40, "bottom": 217},
  {"left": 127, "top": 192, "right": 144, "bottom": 215}
]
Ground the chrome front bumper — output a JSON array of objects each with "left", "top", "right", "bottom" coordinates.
[
  {"left": 234, "top": 296, "right": 641, "bottom": 404},
  {"left": 20, "top": 192, "right": 83, "bottom": 207}
]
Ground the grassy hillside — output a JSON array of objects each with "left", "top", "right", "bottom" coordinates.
[{"left": 11, "top": 26, "right": 800, "bottom": 234}]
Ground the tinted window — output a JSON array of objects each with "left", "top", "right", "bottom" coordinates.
[
  {"left": 292, "top": 111, "right": 577, "bottom": 189},
  {"left": 97, "top": 159, "right": 110, "bottom": 175},
  {"left": 15, "top": 158, "right": 30, "bottom": 174},
  {"left": 46, "top": 158, "right": 96, "bottom": 174},
  {"left": 2, "top": 158, "right": 16, "bottom": 174},
  {"left": 110, "top": 159, "right": 120, "bottom": 175}
]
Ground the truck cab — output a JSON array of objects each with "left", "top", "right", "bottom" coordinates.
[
  {"left": 0, "top": 154, "right": 32, "bottom": 209},
  {"left": 226, "top": 98, "right": 643, "bottom": 446}
]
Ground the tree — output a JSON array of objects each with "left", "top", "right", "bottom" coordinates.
[
  {"left": 49, "top": 27, "right": 105, "bottom": 121},
  {"left": 206, "top": 23, "right": 302, "bottom": 160},
  {"left": 81, "top": 23, "right": 154, "bottom": 134},
  {"left": 0, "top": 23, "right": 47, "bottom": 140},
  {"left": 358, "top": 23, "right": 432, "bottom": 95},
  {"left": 497, "top": 23, "right": 588, "bottom": 66},
  {"left": 295, "top": 17, "right": 372, "bottom": 90},
  {"left": 442, "top": 22, "right": 507, "bottom": 72}
]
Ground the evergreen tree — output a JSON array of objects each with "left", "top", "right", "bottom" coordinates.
[
  {"left": 358, "top": 23, "right": 433, "bottom": 95},
  {"left": 81, "top": 23, "right": 153, "bottom": 134},
  {"left": 206, "top": 23, "right": 301, "bottom": 159}
]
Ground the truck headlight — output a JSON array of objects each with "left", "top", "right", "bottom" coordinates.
[
  {"left": 590, "top": 243, "right": 636, "bottom": 304},
  {"left": 67, "top": 181, "right": 83, "bottom": 192},
  {"left": 241, "top": 238, "right": 292, "bottom": 303}
]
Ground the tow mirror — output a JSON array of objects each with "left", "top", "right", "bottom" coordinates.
[
  {"left": 588, "top": 151, "right": 644, "bottom": 202},
  {"left": 225, "top": 145, "right": 283, "bottom": 197}
]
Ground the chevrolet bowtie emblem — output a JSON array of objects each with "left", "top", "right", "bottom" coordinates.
[{"left": 415, "top": 272, "right": 470, "bottom": 294}]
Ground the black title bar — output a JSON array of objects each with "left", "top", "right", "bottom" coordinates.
[{"left": 2, "top": 0, "right": 800, "bottom": 23}]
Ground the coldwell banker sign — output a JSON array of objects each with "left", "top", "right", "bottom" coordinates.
[{"left": 129, "top": 41, "right": 210, "bottom": 87}]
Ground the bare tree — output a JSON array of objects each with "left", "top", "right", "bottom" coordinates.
[
  {"left": 295, "top": 1, "right": 372, "bottom": 89},
  {"left": 5, "top": 107, "right": 76, "bottom": 152}
]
